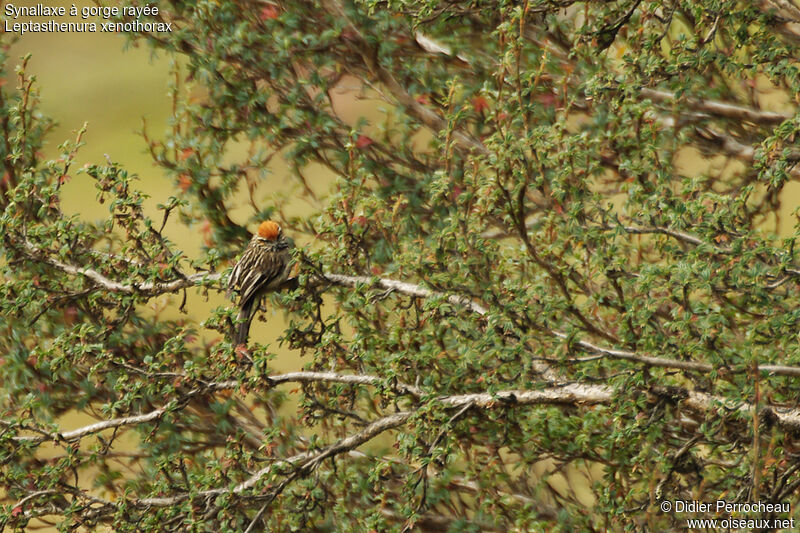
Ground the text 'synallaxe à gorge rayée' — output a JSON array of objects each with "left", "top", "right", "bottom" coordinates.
[
  {"left": 5, "top": 3, "right": 160, "bottom": 19},
  {"left": 3, "top": 3, "right": 172, "bottom": 34}
]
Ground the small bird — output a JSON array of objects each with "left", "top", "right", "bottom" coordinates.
[{"left": 228, "top": 220, "right": 293, "bottom": 346}]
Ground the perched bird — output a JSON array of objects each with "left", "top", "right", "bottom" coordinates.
[{"left": 228, "top": 220, "right": 293, "bottom": 346}]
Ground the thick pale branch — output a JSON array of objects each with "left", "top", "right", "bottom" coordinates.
[
  {"left": 11, "top": 380, "right": 237, "bottom": 444},
  {"left": 641, "top": 88, "right": 792, "bottom": 125},
  {"left": 12, "top": 371, "right": 800, "bottom": 449},
  {"left": 268, "top": 370, "right": 422, "bottom": 397},
  {"left": 24, "top": 240, "right": 489, "bottom": 320},
  {"left": 693, "top": 125, "right": 800, "bottom": 177},
  {"left": 20, "top": 225, "right": 800, "bottom": 380},
  {"left": 135, "top": 410, "right": 413, "bottom": 507},
  {"left": 764, "top": 0, "right": 800, "bottom": 33},
  {"left": 17, "top": 408, "right": 166, "bottom": 444},
  {"left": 326, "top": 273, "right": 800, "bottom": 379},
  {"left": 324, "top": 274, "right": 800, "bottom": 379},
  {"left": 8, "top": 372, "right": 420, "bottom": 444},
  {"left": 13, "top": 411, "right": 413, "bottom": 520},
  {"left": 20, "top": 240, "right": 800, "bottom": 379},
  {"left": 611, "top": 224, "right": 732, "bottom": 254},
  {"left": 21, "top": 239, "right": 221, "bottom": 296},
  {"left": 552, "top": 331, "right": 800, "bottom": 378},
  {"left": 11, "top": 369, "right": 800, "bottom": 522},
  {"left": 319, "top": 273, "right": 488, "bottom": 315},
  {"left": 438, "top": 383, "right": 613, "bottom": 407},
  {"left": 679, "top": 387, "right": 800, "bottom": 427},
  {"left": 18, "top": 380, "right": 800, "bottom": 517}
]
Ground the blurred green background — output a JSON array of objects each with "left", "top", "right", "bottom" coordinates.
[
  {"left": 8, "top": 4, "right": 173, "bottom": 220},
  {"left": 7, "top": 4, "right": 800, "bottom": 529},
  {"left": 6, "top": 1, "right": 316, "bottom": 373},
  {"left": 5, "top": 12, "right": 323, "bottom": 529}
]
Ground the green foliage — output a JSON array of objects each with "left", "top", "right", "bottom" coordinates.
[{"left": 4, "top": 0, "right": 800, "bottom": 531}]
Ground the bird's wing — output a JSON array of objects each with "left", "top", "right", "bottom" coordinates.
[
  {"left": 237, "top": 247, "right": 287, "bottom": 307},
  {"left": 227, "top": 252, "right": 249, "bottom": 300}
]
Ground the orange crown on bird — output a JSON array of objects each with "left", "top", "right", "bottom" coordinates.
[{"left": 257, "top": 220, "right": 281, "bottom": 240}]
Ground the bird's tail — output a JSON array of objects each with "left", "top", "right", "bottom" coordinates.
[{"left": 233, "top": 298, "right": 255, "bottom": 347}]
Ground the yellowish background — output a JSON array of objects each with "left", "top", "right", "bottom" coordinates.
[
  {"left": 6, "top": 1, "right": 321, "bottom": 372},
  {"left": 7, "top": 2, "right": 800, "bottom": 529},
  {"left": 5, "top": 5, "right": 321, "bottom": 529}
]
